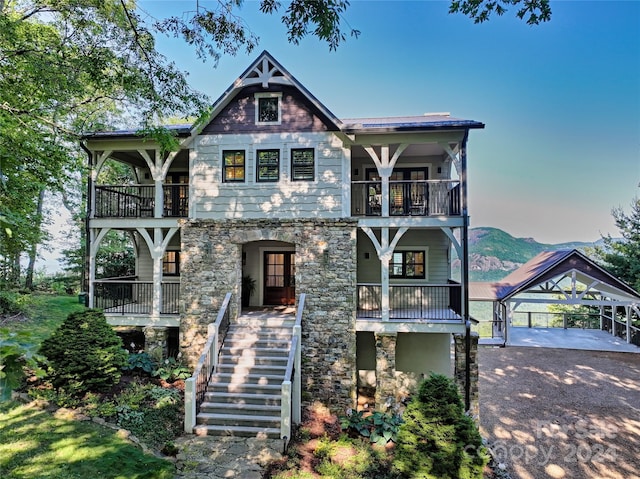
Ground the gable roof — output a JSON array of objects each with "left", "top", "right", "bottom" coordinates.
[
  {"left": 469, "top": 249, "right": 640, "bottom": 302},
  {"left": 191, "top": 50, "right": 343, "bottom": 136}
]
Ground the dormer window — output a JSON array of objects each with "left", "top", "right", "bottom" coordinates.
[{"left": 255, "top": 93, "right": 281, "bottom": 125}]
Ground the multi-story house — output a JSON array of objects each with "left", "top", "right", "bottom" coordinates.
[{"left": 82, "top": 51, "right": 484, "bottom": 438}]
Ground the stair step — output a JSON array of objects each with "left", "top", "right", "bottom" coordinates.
[
  {"left": 206, "top": 383, "right": 282, "bottom": 394},
  {"left": 193, "top": 424, "right": 281, "bottom": 438},
  {"left": 209, "top": 372, "right": 285, "bottom": 386},
  {"left": 221, "top": 346, "right": 290, "bottom": 357},
  {"left": 219, "top": 354, "right": 289, "bottom": 364},
  {"left": 200, "top": 402, "right": 280, "bottom": 415},
  {"left": 223, "top": 339, "right": 291, "bottom": 349},
  {"left": 217, "top": 364, "right": 287, "bottom": 375},
  {"left": 203, "top": 391, "right": 281, "bottom": 406},
  {"left": 197, "top": 412, "right": 280, "bottom": 426}
]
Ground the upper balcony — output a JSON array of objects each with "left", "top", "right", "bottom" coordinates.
[
  {"left": 351, "top": 179, "right": 460, "bottom": 218},
  {"left": 94, "top": 184, "right": 189, "bottom": 218}
]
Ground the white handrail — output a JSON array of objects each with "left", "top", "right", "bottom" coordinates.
[
  {"left": 184, "top": 292, "right": 232, "bottom": 433},
  {"left": 281, "top": 293, "right": 305, "bottom": 443}
]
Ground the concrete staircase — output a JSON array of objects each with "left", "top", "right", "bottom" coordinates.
[{"left": 193, "top": 310, "right": 296, "bottom": 438}]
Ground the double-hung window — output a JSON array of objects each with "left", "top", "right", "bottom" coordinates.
[
  {"left": 257, "top": 149, "right": 280, "bottom": 182},
  {"left": 390, "top": 251, "right": 425, "bottom": 279},
  {"left": 291, "top": 148, "right": 315, "bottom": 181},
  {"left": 223, "top": 150, "right": 245, "bottom": 182},
  {"left": 163, "top": 251, "right": 180, "bottom": 276}
]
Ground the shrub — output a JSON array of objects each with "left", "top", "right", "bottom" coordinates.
[
  {"left": 124, "top": 352, "right": 157, "bottom": 376},
  {"left": 340, "top": 409, "right": 403, "bottom": 445},
  {"left": 393, "top": 373, "right": 488, "bottom": 479},
  {"left": 40, "top": 309, "right": 128, "bottom": 396}
]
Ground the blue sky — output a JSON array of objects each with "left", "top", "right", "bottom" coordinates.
[{"left": 140, "top": 0, "right": 640, "bottom": 244}]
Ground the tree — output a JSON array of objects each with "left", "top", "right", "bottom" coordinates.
[
  {"left": 596, "top": 194, "right": 640, "bottom": 292},
  {"left": 449, "top": 0, "right": 551, "bottom": 25}
]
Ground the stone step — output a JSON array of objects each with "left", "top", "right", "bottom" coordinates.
[
  {"left": 222, "top": 337, "right": 291, "bottom": 349},
  {"left": 193, "top": 424, "right": 281, "bottom": 439},
  {"left": 235, "top": 316, "right": 296, "bottom": 328},
  {"left": 202, "top": 391, "right": 282, "bottom": 406}
]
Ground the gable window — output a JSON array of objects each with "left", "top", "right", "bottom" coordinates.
[
  {"left": 257, "top": 149, "right": 280, "bottom": 182},
  {"left": 291, "top": 148, "right": 315, "bottom": 181},
  {"left": 255, "top": 93, "right": 281, "bottom": 125},
  {"left": 223, "top": 150, "right": 245, "bottom": 182},
  {"left": 390, "top": 251, "right": 425, "bottom": 279},
  {"left": 163, "top": 251, "right": 180, "bottom": 276}
]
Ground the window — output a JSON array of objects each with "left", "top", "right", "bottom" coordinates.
[
  {"left": 257, "top": 149, "right": 280, "bottom": 182},
  {"left": 390, "top": 251, "right": 425, "bottom": 279},
  {"left": 223, "top": 150, "right": 245, "bottom": 182},
  {"left": 291, "top": 148, "right": 315, "bottom": 181},
  {"left": 255, "top": 93, "right": 281, "bottom": 124},
  {"left": 163, "top": 251, "right": 180, "bottom": 276}
]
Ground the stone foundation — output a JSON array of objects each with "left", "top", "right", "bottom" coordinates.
[
  {"left": 180, "top": 218, "right": 358, "bottom": 412},
  {"left": 453, "top": 332, "right": 479, "bottom": 420},
  {"left": 143, "top": 326, "right": 168, "bottom": 361}
]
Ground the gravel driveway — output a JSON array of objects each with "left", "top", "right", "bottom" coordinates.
[{"left": 479, "top": 346, "right": 640, "bottom": 479}]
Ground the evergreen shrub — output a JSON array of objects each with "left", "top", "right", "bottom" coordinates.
[
  {"left": 40, "top": 309, "right": 128, "bottom": 395},
  {"left": 393, "top": 373, "right": 488, "bottom": 479}
]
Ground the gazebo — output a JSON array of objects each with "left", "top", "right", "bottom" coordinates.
[{"left": 469, "top": 249, "right": 640, "bottom": 347}]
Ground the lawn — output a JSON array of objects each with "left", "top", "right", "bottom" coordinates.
[
  {"left": 0, "top": 401, "right": 174, "bottom": 479},
  {"left": 1, "top": 294, "right": 177, "bottom": 479}
]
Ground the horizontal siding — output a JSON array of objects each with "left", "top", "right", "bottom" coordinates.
[{"left": 192, "top": 132, "right": 345, "bottom": 220}]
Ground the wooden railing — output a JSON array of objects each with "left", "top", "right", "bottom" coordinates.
[
  {"left": 511, "top": 312, "right": 601, "bottom": 329},
  {"left": 351, "top": 179, "right": 460, "bottom": 217},
  {"left": 356, "top": 283, "right": 462, "bottom": 320},
  {"left": 93, "top": 278, "right": 179, "bottom": 315},
  {"left": 184, "top": 292, "right": 232, "bottom": 433},
  {"left": 281, "top": 293, "right": 305, "bottom": 445}
]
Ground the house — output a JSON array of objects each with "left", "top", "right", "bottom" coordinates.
[{"left": 82, "top": 51, "right": 484, "bottom": 436}]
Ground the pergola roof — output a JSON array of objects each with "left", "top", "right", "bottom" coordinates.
[{"left": 469, "top": 249, "right": 640, "bottom": 304}]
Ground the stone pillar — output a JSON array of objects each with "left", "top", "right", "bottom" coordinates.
[
  {"left": 143, "top": 326, "right": 168, "bottom": 361},
  {"left": 375, "top": 332, "right": 397, "bottom": 412},
  {"left": 453, "top": 332, "right": 479, "bottom": 420}
]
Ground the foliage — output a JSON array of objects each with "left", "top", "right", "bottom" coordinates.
[
  {"left": 124, "top": 352, "right": 157, "bottom": 376},
  {"left": 547, "top": 303, "right": 600, "bottom": 329},
  {"left": 393, "top": 374, "right": 488, "bottom": 479},
  {"left": 153, "top": 356, "right": 191, "bottom": 382},
  {"left": 596, "top": 194, "right": 640, "bottom": 292},
  {"left": 450, "top": 0, "right": 551, "bottom": 24},
  {"left": 0, "top": 290, "right": 24, "bottom": 316},
  {"left": 39, "top": 309, "right": 128, "bottom": 395},
  {"left": 340, "top": 409, "right": 403, "bottom": 445},
  {"left": 94, "top": 230, "right": 136, "bottom": 279},
  {"left": 0, "top": 401, "right": 174, "bottom": 478},
  {"left": 0, "top": 328, "right": 46, "bottom": 400}
]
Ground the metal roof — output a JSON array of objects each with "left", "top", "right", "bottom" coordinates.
[
  {"left": 341, "top": 115, "right": 484, "bottom": 132},
  {"left": 469, "top": 249, "right": 640, "bottom": 302},
  {"left": 82, "top": 124, "right": 192, "bottom": 140}
]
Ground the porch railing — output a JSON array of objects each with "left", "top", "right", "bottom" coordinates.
[
  {"left": 184, "top": 292, "right": 232, "bottom": 433},
  {"left": 93, "top": 278, "right": 180, "bottom": 314},
  {"left": 95, "top": 184, "right": 189, "bottom": 218},
  {"left": 356, "top": 283, "right": 462, "bottom": 320},
  {"left": 511, "top": 312, "right": 601, "bottom": 329},
  {"left": 95, "top": 185, "right": 155, "bottom": 218},
  {"left": 351, "top": 179, "right": 461, "bottom": 217},
  {"left": 281, "top": 293, "right": 305, "bottom": 446}
]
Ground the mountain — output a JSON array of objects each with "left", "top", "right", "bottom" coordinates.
[{"left": 453, "top": 227, "right": 604, "bottom": 282}]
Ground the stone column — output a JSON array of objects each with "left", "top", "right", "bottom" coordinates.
[
  {"left": 143, "top": 326, "right": 168, "bottom": 361},
  {"left": 374, "top": 332, "right": 397, "bottom": 412},
  {"left": 453, "top": 332, "right": 479, "bottom": 420}
]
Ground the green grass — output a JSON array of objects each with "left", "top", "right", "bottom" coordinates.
[
  {"left": 0, "top": 401, "right": 174, "bottom": 479},
  {"left": 10, "top": 294, "right": 86, "bottom": 346}
]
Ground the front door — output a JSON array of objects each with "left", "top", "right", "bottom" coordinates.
[{"left": 264, "top": 252, "right": 295, "bottom": 305}]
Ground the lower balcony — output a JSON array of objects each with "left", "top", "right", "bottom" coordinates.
[
  {"left": 93, "top": 278, "right": 180, "bottom": 316},
  {"left": 356, "top": 283, "right": 464, "bottom": 333}
]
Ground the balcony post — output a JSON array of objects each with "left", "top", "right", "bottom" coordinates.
[{"left": 154, "top": 179, "right": 163, "bottom": 218}]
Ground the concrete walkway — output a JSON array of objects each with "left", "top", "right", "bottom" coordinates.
[
  {"left": 173, "top": 435, "right": 284, "bottom": 479},
  {"left": 506, "top": 327, "right": 640, "bottom": 353}
]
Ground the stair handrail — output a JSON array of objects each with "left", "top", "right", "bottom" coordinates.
[
  {"left": 184, "top": 291, "right": 232, "bottom": 433},
  {"left": 281, "top": 293, "right": 305, "bottom": 444}
]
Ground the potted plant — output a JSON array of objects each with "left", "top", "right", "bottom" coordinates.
[{"left": 242, "top": 275, "right": 256, "bottom": 307}]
